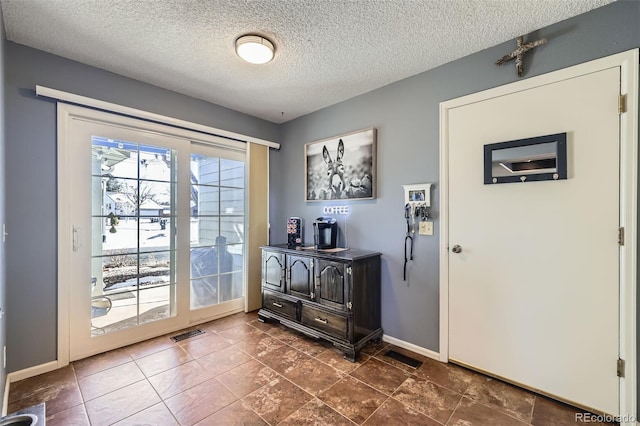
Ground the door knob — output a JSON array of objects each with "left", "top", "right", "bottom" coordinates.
[{"left": 451, "top": 245, "right": 462, "bottom": 254}]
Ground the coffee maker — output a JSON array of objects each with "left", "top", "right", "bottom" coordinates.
[{"left": 313, "top": 217, "right": 338, "bottom": 249}]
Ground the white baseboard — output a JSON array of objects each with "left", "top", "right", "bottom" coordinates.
[
  {"left": 382, "top": 334, "right": 440, "bottom": 361},
  {"left": 3, "top": 360, "right": 61, "bottom": 416},
  {"left": 7, "top": 360, "right": 60, "bottom": 384}
]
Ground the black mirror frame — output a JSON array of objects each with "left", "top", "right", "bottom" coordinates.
[{"left": 483, "top": 132, "right": 567, "bottom": 184}]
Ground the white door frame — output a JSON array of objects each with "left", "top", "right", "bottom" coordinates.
[{"left": 439, "top": 49, "right": 638, "bottom": 421}]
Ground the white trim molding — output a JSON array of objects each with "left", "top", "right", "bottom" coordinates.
[
  {"left": 439, "top": 48, "right": 638, "bottom": 424},
  {"left": 7, "top": 361, "right": 60, "bottom": 385},
  {"left": 5, "top": 359, "right": 63, "bottom": 414},
  {"left": 36, "top": 85, "right": 280, "bottom": 150},
  {"left": 382, "top": 334, "right": 440, "bottom": 361}
]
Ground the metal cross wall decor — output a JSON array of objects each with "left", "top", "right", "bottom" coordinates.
[{"left": 496, "top": 35, "right": 547, "bottom": 77}]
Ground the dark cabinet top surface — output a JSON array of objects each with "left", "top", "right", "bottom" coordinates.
[{"left": 261, "top": 244, "right": 381, "bottom": 261}]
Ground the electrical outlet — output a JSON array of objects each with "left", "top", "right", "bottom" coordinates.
[{"left": 419, "top": 221, "right": 433, "bottom": 236}]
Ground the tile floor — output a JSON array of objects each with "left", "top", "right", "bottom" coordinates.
[{"left": 8, "top": 311, "right": 614, "bottom": 425}]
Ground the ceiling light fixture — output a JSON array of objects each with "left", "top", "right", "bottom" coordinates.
[{"left": 235, "top": 35, "right": 275, "bottom": 64}]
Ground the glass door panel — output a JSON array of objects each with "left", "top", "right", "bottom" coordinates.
[
  {"left": 190, "top": 150, "right": 245, "bottom": 311},
  {"left": 90, "top": 136, "right": 177, "bottom": 335}
]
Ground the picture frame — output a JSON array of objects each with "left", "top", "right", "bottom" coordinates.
[
  {"left": 402, "top": 183, "right": 432, "bottom": 207},
  {"left": 483, "top": 132, "right": 567, "bottom": 184},
  {"left": 305, "top": 127, "right": 376, "bottom": 201}
]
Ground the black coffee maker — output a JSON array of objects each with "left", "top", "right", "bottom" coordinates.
[{"left": 313, "top": 217, "right": 338, "bottom": 249}]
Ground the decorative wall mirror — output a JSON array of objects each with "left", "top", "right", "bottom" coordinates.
[{"left": 484, "top": 133, "right": 567, "bottom": 184}]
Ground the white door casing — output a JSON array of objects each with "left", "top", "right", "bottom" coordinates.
[{"left": 440, "top": 49, "right": 638, "bottom": 420}]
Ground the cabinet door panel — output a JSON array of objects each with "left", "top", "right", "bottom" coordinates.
[
  {"left": 263, "top": 251, "right": 285, "bottom": 292},
  {"left": 316, "top": 260, "right": 347, "bottom": 309},
  {"left": 288, "top": 255, "right": 313, "bottom": 299}
]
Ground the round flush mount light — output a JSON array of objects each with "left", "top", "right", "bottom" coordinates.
[{"left": 235, "top": 35, "right": 275, "bottom": 64}]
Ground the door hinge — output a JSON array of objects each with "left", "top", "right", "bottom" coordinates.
[
  {"left": 346, "top": 266, "right": 352, "bottom": 275},
  {"left": 346, "top": 301, "right": 353, "bottom": 310},
  {"left": 618, "top": 227, "right": 625, "bottom": 246},
  {"left": 617, "top": 358, "right": 625, "bottom": 378},
  {"left": 619, "top": 94, "right": 627, "bottom": 114}
]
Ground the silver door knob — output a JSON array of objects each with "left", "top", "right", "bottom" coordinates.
[{"left": 451, "top": 245, "right": 462, "bottom": 254}]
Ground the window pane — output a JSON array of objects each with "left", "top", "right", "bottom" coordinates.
[
  {"left": 190, "top": 217, "right": 220, "bottom": 247},
  {"left": 92, "top": 292, "right": 138, "bottom": 336},
  {"left": 226, "top": 243, "right": 244, "bottom": 273},
  {"left": 138, "top": 181, "right": 173, "bottom": 217},
  {"left": 93, "top": 217, "right": 138, "bottom": 253},
  {"left": 190, "top": 247, "right": 217, "bottom": 279},
  {"left": 93, "top": 177, "right": 139, "bottom": 217},
  {"left": 97, "top": 253, "right": 138, "bottom": 292},
  {"left": 191, "top": 155, "right": 219, "bottom": 186},
  {"left": 220, "top": 158, "right": 244, "bottom": 188},
  {"left": 139, "top": 219, "right": 172, "bottom": 254},
  {"left": 220, "top": 188, "right": 244, "bottom": 215},
  {"left": 191, "top": 277, "right": 218, "bottom": 309},
  {"left": 92, "top": 137, "right": 139, "bottom": 179},
  {"left": 220, "top": 216, "right": 244, "bottom": 244},
  {"left": 139, "top": 145, "right": 174, "bottom": 183},
  {"left": 193, "top": 186, "right": 219, "bottom": 216},
  {"left": 139, "top": 251, "right": 173, "bottom": 287},
  {"left": 221, "top": 272, "right": 243, "bottom": 302},
  {"left": 139, "top": 286, "right": 172, "bottom": 325}
]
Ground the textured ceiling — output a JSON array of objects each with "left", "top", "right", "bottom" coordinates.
[{"left": 1, "top": 0, "right": 615, "bottom": 123}]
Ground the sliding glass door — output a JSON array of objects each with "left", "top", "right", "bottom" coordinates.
[{"left": 63, "top": 107, "right": 246, "bottom": 360}]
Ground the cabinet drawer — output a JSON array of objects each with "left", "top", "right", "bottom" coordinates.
[
  {"left": 263, "top": 290, "right": 298, "bottom": 320},
  {"left": 301, "top": 305, "right": 348, "bottom": 340}
]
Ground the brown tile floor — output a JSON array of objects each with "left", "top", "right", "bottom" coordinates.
[{"left": 8, "top": 311, "right": 615, "bottom": 425}]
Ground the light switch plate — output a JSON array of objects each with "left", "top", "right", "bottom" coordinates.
[{"left": 419, "top": 221, "right": 433, "bottom": 236}]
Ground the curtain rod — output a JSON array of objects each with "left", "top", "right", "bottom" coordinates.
[{"left": 35, "top": 85, "right": 281, "bottom": 150}]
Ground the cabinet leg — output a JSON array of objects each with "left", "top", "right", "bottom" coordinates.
[{"left": 342, "top": 348, "right": 357, "bottom": 363}]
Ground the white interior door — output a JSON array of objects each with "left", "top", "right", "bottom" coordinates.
[{"left": 447, "top": 67, "right": 621, "bottom": 414}]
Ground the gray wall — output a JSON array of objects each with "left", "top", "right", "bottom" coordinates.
[
  {"left": 2, "top": 0, "right": 639, "bottom": 408},
  {"left": 0, "top": 2, "right": 7, "bottom": 407},
  {"left": 271, "top": 0, "right": 640, "bottom": 351},
  {"left": 4, "top": 42, "right": 279, "bottom": 372}
]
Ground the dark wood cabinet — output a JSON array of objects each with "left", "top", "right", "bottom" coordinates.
[{"left": 258, "top": 245, "right": 382, "bottom": 361}]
